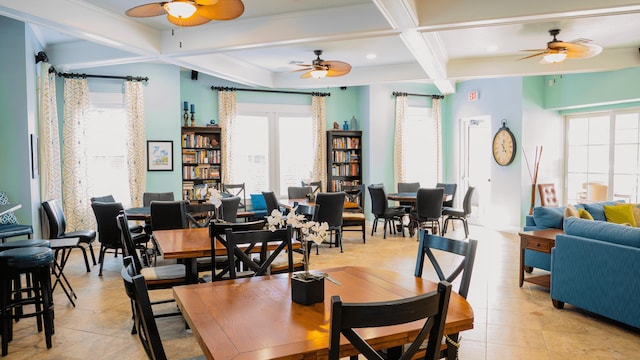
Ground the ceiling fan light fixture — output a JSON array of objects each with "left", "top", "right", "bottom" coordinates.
[
  {"left": 164, "top": 1, "right": 197, "bottom": 18},
  {"left": 310, "top": 69, "right": 328, "bottom": 78},
  {"left": 543, "top": 52, "right": 567, "bottom": 63}
]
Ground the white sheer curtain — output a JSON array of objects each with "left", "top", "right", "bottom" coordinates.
[
  {"left": 218, "top": 90, "right": 236, "bottom": 185},
  {"left": 432, "top": 97, "right": 443, "bottom": 182},
  {"left": 393, "top": 94, "right": 408, "bottom": 184},
  {"left": 310, "top": 95, "right": 327, "bottom": 187},
  {"left": 125, "top": 81, "right": 146, "bottom": 207},
  {"left": 37, "top": 63, "right": 62, "bottom": 201},
  {"left": 62, "top": 78, "right": 94, "bottom": 230}
]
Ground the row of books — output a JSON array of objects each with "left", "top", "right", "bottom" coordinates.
[
  {"left": 182, "top": 133, "right": 220, "bottom": 149},
  {"left": 332, "top": 150, "right": 359, "bottom": 163},
  {"left": 182, "top": 181, "right": 219, "bottom": 201},
  {"left": 182, "top": 165, "right": 221, "bottom": 180},
  {"left": 330, "top": 179, "right": 361, "bottom": 192},
  {"left": 331, "top": 163, "right": 360, "bottom": 177},
  {"left": 332, "top": 137, "right": 360, "bottom": 149},
  {"left": 182, "top": 149, "right": 221, "bottom": 165}
]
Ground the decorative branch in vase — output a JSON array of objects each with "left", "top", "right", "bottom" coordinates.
[{"left": 523, "top": 145, "right": 543, "bottom": 215}]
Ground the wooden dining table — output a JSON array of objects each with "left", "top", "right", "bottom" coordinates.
[
  {"left": 152, "top": 227, "right": 300, "bottom": 283},
  {"left": 173, "top": 266, "right": 474, "bottom": 360},
  {"left": 387, "top": 192, "right": 453, "bottom": 204}
]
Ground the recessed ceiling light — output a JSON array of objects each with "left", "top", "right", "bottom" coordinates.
[{"left": 366, "top": 53, "right": 377, "bottom": 60}]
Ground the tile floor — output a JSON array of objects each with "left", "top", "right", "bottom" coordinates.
[{"left": 3, "top": 224, "right": 640, "bottom": 359}]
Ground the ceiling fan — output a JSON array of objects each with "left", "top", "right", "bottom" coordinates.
[
  {"left": 294, "top": 50, "right": 352, "bottom": 79},
  {"left": 126, "top": 0, "right": 244, "bottom": 27},
  {"left": 519, "top": 29, "right": 602, "bottom": 64}
]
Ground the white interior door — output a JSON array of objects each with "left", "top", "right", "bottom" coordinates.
[{"left": 460, "top": 117, "right": 491, "bottom": 225}]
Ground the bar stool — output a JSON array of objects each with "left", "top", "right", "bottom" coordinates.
[{"left": 0, "top": 247, "right": 55, "bottom": 356}]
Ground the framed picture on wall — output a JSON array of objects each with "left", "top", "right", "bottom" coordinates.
[{"left": 147, "top": 140, "right": 173, "bottom": 171}]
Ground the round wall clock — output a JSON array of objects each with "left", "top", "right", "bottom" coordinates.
[{"left": 492, "top": 120, "right": 516, "bottom": 166}]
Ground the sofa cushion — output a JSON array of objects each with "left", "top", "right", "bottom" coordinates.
[
  {"left": 578, "top": 208, "right": 594, "bottom": 220},
  {"left": 563, "top": 216, "right": 640, "bottom": 248},
  {"left": 617, "top": 202, "right": 640, "bottom": 227},
  {"left": 604, "top": 204, "right": 636, "bottom": 226},
  {"left": 0, "top": 192, "right": 19, "bottom": 225},
  {"left": 249, "top": 194, "right": 267, "bottom": 210},
  {"left": 582, "top": 201, "right": 619, "bottom": 222},
  {"left": 533, "top": 206, "right": 565, "bottom": 229},
  {"left": 564, "top": 204, "right": 579, "bottom": 218}
]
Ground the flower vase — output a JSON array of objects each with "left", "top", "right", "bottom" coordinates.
[
  {"left": 183, "top": 110, "right": 189, "bottom": 127},
  {"left": 291, "top": 272, "right": 324, "bottom": 305}
]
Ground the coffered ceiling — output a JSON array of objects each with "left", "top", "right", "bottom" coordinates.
[{"left": 1, "top": 0, "right": 640, "bottom": 94}]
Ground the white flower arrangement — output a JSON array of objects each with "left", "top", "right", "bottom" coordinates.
[{"left": 208, "top": 188, "right": 223, "bottom": 208}]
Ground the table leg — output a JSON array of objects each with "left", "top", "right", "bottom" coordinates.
[
  {"left": 519, "top": 237, "right": 525, "bottom": 287},
  {"left": 185, "top": 258, "right": 198, "bottom": 284},
  {"left": 52, "top": 248, "right": 77, "bottom": 307}
]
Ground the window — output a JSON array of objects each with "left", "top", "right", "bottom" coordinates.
[
  {"left": 231, "top": 103, "right": 313, "bottom": 197},
  {"left": 566, "top": 109, "right": 640, "bottom": 203},
  {"left": 85, "top": 93, "right": 132, "bottom": 206},
  {"left": 401, "top": 106, "right": 437, "bottom": 185}
]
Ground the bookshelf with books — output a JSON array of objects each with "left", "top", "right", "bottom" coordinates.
[
  {"left": 326, "top": 130, "right": 362, "bottom": 192},
  {"left": 181, "top": 126, "right": 222, "bottom": 201}
]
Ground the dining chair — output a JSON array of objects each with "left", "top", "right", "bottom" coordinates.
[
  {"left": 537, "top": 183, "right": 558, "bottom": 207},
  {"left": 219, "top": 196, "right": 241, "bottom": 222},
  {"left": 301, "top": 180, "right": 322, "bottom": 194},
  {"left": 397, "top": 182, "right": 420, "bottom": 213},
  {"left": 341, "top": 184, "right": 366, "bottom": 243},
  {"left": 414, "top": 231, "right": 478, "bottom": 360},
  {"left": 314, "top": 192, "right": 346, "bottom": 253},
  {"left": 442, "top": 187, "right": 475, "bottom": 238},
  {"left": 287, "top": 186, "right": 313, "bottom": 199},
  {"left": 328, "top": 281, "right": 452, "bottom": 360},
  {"left": 411, "top": 188, "right": 445, "bottom": 236},
  {"left": 91, "top": 201, "right": 150, "bottom": 276},
  {"left": 262, "top": 191, "right": 284, "bottom": 216},
  {"left": 224, "top": 226, "right": 294, "bottom": 279},
  {"left": 117, "top": 213, "right": 186, "bottom": 333},
  {"left": 41, "top": 199, "right": 97, "bottom": 272},
  {"left": 367, "top": 185, "right": 406, "bottom": 239},
  {"left": 436, "top": 183, "right": 457, "bottom": 209},
  {"left": 208, "top": 220, "right": 266, "bottom": 281},
  {"left": 185, "top": 203, "right": 216, "bottom": 228},
  {"left": 150, "top": 200, "right": 188, "bottom": 231},
  {"left": 142, "top": 192, "right": 174, "bottom": 207},
  {"left": 91, "top": 195, "right": 144, "bottom": 233},
  {"left": 222, "top": 183, "right": 247, "bottom": 212},
  {"left": 120, "top": 257, "right": 168, "bottom": 360}
]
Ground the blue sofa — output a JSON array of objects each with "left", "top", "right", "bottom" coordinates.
[
  {"left": 523, "top": 201, "right": 620, "bottom": 271},
  {"left": 551, "top": 217, "right": 640, "bottom": 329}
]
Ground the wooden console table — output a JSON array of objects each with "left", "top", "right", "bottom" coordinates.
[{"left": 518, "top": 229, "right": 562, "bottom": 288}]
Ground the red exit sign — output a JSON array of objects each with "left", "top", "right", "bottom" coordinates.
[{"left": 467, "top": 90, "right": 478, "bottom": 102}]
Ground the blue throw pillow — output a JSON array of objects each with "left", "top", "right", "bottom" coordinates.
[
  {"left": 563, "top": 216, "right": 640, "bottom": 248},
  {"left": 533, "top": 206, "right": 565, "bottom": 229},
  {"left": 582, "top": 201, "right": 618, "bottom": 222},
  {"left": 249, "top": 194, "right": 266, "bottom": 210}
]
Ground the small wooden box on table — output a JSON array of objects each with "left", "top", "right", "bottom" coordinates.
[{"left": 518, "top": 229, "right": 562, "bottom": 288}]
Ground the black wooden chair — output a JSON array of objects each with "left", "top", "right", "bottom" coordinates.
[
  {"left": 224, "top": 226, "right": 294, "bottom": 279},
  {"left": 41, "top": 199, "right": 97, "bottom": 272},
  {"left": 91, "top": 201, "right": 150, "bottom": 276},
  {"left": 367, "top": 185, "right": 405, "bottom": 239},
  {"left": 222, "top": 183, "right": 247, "bottom": 212},
  {"left": 301, "top": 180, "right": 322, "bottom": 194},
  {"left": 142, "top": 192, "right": 174, "bottom": 207},
  {"left": 314, "top": 192, "right": 346, "bottom": 253},
  {"left": 121, "top": 257, "right": 168, "bottom": 360},
  {"left": 328, "top": 281, "right": 452, "bottom": 360},
  {"left": 436, "top": 183, "right": 457, "bottom": 209},
  {"left": 207, "top": 220, "right": 266, "bottom": 281},
  {"left": 262, "top": 191, "right": 284, "bottom": 217},
  {"left": 414, "top": 231, "right": 478, "bottom": 359},
  {"left": 91, "top": 195, "right": 143, "bottom": 233},
  {"left": 411, "top": 188, "right": 445, "bottom": 236},
  {"left": 342, "top": 184, "right": 366, "bottom": 243},
  {"left": 442, "top": 187, "right": 475, "bottom": 238},
  {"left": 220, "top": 196, "right": 241, "bottom": 223}
]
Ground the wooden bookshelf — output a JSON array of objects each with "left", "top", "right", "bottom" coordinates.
[
  {"left": 326, "top": 130, "right": 362, "bottom": 192},
  {"left": 181, "top": 126, "right": 222, "bottom": 201}
]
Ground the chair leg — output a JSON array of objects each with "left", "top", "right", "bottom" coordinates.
[
  {"left": 98, "top": 246, "right": 107, "bottom": 277},
  {"left": 463, "top": 219, "right": 469, "bottom": 238},
  {"left": 88, "top": 243, "right": 97, "bottom": 265},
  {"left": 78, "top": 246, "right": 91, "bottom": 272}
]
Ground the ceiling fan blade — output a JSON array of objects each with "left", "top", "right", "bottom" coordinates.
[
  {"left": 295, "top": 63, "right": 312, "bottom": 67},
  {"left": 195, "top": 0, "right": 219, "bottom": 5},
  {"left": 549, "top": 41, "right": 588, "bottom": 53},
  {"left": 126, "top": 3, "right": 167, "bottom": 17},
  {"left": 517, "top": 51, "right": 549, "bottom": 61},
  {"left": 520, "top": 48, "right": 548, "bottom": 52},
  {"left": 567, "top": 43, "right": 603, "bottom": 59},
  {"left": 167, "top": 13, "right": 212, "bottom": 26},
  {"left": 197, "top": 0, "right": 244, "bottom": 20},
  {"left": 291, "top": 67, "right": 312, "bottom": 72},
  {"left": 326, "top": 68, "right": 351, "bottom": 77},
  {"left": 300, "top": 71, "right": 313, "bottom": 79},
  {"left": 323, "top": 60, "right": 351, "bottom": 73}
]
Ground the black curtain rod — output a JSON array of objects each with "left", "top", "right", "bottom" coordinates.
[
  {"left": 211, "top": 86, "right": 330, "bottom": 97},
  {"left": 392, "top": 91, "right": 444, "bottom": 99},
  {"left": 57, "top": 72, "right": 149, "bottom": 82}
]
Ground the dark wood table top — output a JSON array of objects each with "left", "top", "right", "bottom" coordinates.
[
  {"left": 518, "top": 228, "right": 563, "bottom": 241},
  {"left": 173, "top": 266, "right": 474, "bottom": 360},
  {"left": 387, "top": 192, "right": 453, "bottom": 203}
]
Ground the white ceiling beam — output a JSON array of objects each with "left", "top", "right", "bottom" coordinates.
[
  {"left": 171, "top": 53, "right": 274, "bottom": 88},
  {"left": 46, "top": 41, "right": 154, "bottom": 71}
]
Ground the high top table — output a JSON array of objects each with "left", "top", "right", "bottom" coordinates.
[{"left": 173, "top": 266, "right": 474, "bottom": 360}]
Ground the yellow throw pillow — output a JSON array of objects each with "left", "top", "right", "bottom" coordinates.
[
  {"left": 578, "top": 208, "right": 594, "bottom": 220},
  {"left": 616, "top": 203, "right": 640, "bottom": 227},
  {"left": 564, "top": 204, "right": 579, "bottom": 218},
  {"left": 604, "top": 204, "right": 637, "bottom": 226}
]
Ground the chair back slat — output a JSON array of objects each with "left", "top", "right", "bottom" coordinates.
[
  {"left": 224, "top": 226, "right": 293, "bottom": 279},
  {"left": 222, "top": 183, "right": 247, "bottom": 210}
]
